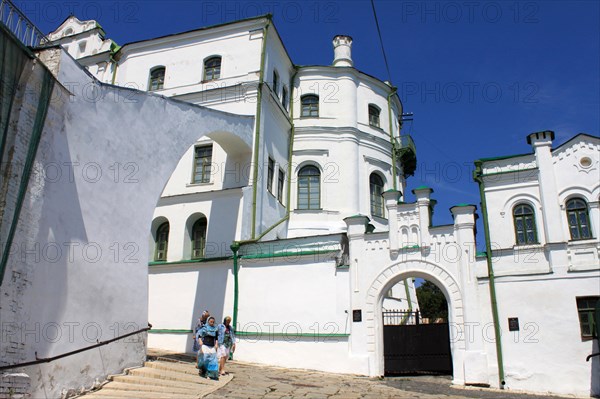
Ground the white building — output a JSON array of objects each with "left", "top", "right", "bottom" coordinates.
[{"left": 32, "top": 13, "right": 600, "bottom": 398}]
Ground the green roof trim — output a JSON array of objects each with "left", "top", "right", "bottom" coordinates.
[
  {"left": 476, "top": 251, "right": 487, "bottom": 258},
  {"left": 453, "top": 203, "right": 475, "bottom": 207},
  {"left": 401, "top": 245, "right": 420, "bottom": 250},
  {"left": 148, "top": 256, "right": 232, "bottom": 267},
  {"left": 475, "top": 152, "right": 534, "bottom": 163},
  {"left": 343, "top": 214, "right": 370, "bottom": 220},
  {"left": 480, "top": 167, "right": 538, "bottom": 178},
  {"left": 240, "top": 248, "right": 338, "bottom": 260},
  {"left": 148, "top": 329, "right": 193, "bottom": 334}
]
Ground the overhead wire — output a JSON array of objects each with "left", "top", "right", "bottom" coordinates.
[{"left": 370, "top": 0, "right": 393, "bottom": 84}]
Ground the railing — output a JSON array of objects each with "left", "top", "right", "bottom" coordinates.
[
  {"left": 395, "top": 135, "right": 417, "bottom": 177},
  {"left": 0, "top": 0, "right": 47, "bottom": 47},
  {"left": 383, "top": 310, "right": 420, "bottom": 325},
  {"left": 0, "top": 323, "right": 152, "bottom": 371},
  {"left": 395, "top": 134, "right": 416, "bottom": 154}
]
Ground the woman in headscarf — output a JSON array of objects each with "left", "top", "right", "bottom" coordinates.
[
  {"left": 193, "top": 310, "right": 210, "bottom": 363},
  {"left": 217, "top": 316, "right": 236, "bottom": 376},
  {"left": 197, "top": 316, "right": 219, "bottom": 380}
]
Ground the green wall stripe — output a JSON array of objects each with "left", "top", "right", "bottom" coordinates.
[{"left": 240, "top": 248, "right": 338, "bottom": 260}]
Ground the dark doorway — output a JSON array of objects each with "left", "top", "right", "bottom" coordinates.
[{"left": 383, "top": 310, "right": 452, "bottom": 375}]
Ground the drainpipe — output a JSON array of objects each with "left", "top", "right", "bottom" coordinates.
[
  {"left": 286, "top": 66, "right": 298, "bottom": 212},
  {"left": 230, "top": 242, "right": 241, "bottom": 332},
  {"left": 474, "top": 161, "right": 506, "bottom": 389},
  {"left": 387, "top": 87, "right": 398, "bottom": 190},
  {"left": 250, "top": 16, "right": 271, "bottom": 239}
]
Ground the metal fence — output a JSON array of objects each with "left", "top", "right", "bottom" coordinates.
[
  {"left": 0, "top": 0, "right": 47, "bottom": 47},
  {"left": 383, "top": 310, "right": 421, "bottom": 325}
]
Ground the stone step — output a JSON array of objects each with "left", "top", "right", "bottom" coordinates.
[
  {"left": 103, "top": 381, "right": 202, "bottom": 395},
  {"left": 84, "top": 387, "right": 198, "bottom": 399},
  {"left": 80, "top": 359, "right": 231, "bottom": 398},
  {"left": 127, "top": 367, "right": 202, "bottom": 384},
  {"left": 143, "top": 360, "right": 200, "bottom": 376},
  {"left": 110, "top": 374, "right": 214, "bottom": 391}
]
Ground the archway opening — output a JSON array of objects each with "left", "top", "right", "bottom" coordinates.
[{"left": 382, "top": 277, "right": 452, "bottom": 377}]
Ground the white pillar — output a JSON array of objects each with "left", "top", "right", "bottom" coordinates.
[
  {"left": 383, "top": 190, "right": 401, "bottom": 254},
  {"left": 527, "top": 131, "right": 564, "bottom": 243},
  {"left": 451, "top": 204, "right": 489, "bottom": 385},
  {"left": 412, "top": 186, "right": 433, "bottom": 247}
]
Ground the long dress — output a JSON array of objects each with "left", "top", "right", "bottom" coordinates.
[{"left": 197, "top": 325, "right": 219, "bottom": 380}]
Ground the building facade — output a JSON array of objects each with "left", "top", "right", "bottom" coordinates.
[{"left": 43, "top": 14, "right": 600, "bottom": 398}]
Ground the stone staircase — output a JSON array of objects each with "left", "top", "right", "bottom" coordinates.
[{"left": 80, "top": 357, "right": 232, "bottom": 399}]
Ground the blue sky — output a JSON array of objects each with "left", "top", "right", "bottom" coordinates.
[{"left": 24, "top": 0, "right": 600, "bottom": 235}]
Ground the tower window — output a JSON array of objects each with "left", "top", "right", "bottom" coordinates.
[
  {"left": 301, "top": 95, "right": 319, "bottom": 117},
  {"left": 369, "top": 104, "right": 380, "bottom": 128},
  {"left": 370, "top": 173, "right": 384, "bottom": 218},
  {"left": 298, "top": 165, "right": 320, "bottom": 209}
]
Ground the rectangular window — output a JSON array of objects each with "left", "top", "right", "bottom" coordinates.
[
  {"left": 282, "top": 86, "right": 288, "bottom": 111},
  {"left": 193, "top": 145, "right": 213, "bottom": 183},
  {"left": 577, "top": 296, "right": 599, "bottom": 339},
  {"left": 277, "top": 169, "right": 285, "bottom": 203},
  {"left": 273, "top": 70, "right": 279, "bottom": 98},
  {"left": 267, "top": 157, "right": 275, "bottom": 193}
]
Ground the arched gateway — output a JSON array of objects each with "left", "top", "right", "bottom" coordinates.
[{"left": 365, "top": 260, "right": 465, "bottom": 383}]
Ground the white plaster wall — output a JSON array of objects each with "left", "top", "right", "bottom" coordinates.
[
  {"left": 3, "top": 46, "right": 253, "bottom": 398},
  {"left": 237, "top": 255, "right": 349, "bottom": 333},
  {"left": 479, "top": 273, "right": 600, "bottom": 397},
  {"left": 115, "top": 21, "right": 264, "bottom": 99},
  {"left": 236, "top": 338, "right": 367, "bottom": 375},
  {"left": 148, "top": 260, "right": 234, "bottom": 353}
]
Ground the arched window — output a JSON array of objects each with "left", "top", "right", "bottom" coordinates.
[
  {"left": 513, "top": 204, "right": 538, "bottom": 245},
  {"left": 368, "top": 104, "right": 380, "bottom": 128},
  {"left": 204, "top": 56, "right": 221, "bottom": 81},
  {"left": 154, "top": 222, "right": 169, "bottom": 261},
  {"left": 148, "top": 67, "right": 165, "bottom": 91},
  {"left": 566, "top": 198, "right": 593, "bottom": 240},
  {"left": 370, "top": 173, "right": 385, "bottom": 218},
  {"left": 298, "top": 165, "right": 320, "bottom": 210},
  {"left": 191, "top": 218, "right": 207, "bottom": 259},
  {"left": 301, "top": 95, "right": 319, "bottom": 117}
]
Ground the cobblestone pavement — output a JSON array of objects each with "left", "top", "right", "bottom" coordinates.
[{"left": 205, "top": 362, "right": 580, "bottom": 399}]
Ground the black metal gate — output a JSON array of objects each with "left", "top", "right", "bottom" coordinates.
[{"left": 383, "top": 310, "right": 452, "bottom": 375}]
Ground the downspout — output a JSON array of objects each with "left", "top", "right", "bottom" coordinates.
[
  {"left": 229, "top": 241, "right": 240, "bottom": 360},
  {"left": 110, "top": 55, "right": 118, "bottom": 85},
  {"left": 230, "top": 242, "right": 240, "bottom": 330},
  {"left": 286, "top": 67, "right": 298, "bottom": 214},
  {"left": 244, "top": 64, "right": 298, "bottom": 243},
  {"left": 250, "top": 17, "right": 271, "bottom": 239},
  {"left": 474, "top": 161, "right": 506, "bottom": 389},
  {"left": 387, "top": 87, "right": 398, "bottom": 190}
]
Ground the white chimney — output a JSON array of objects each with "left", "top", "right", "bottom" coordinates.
[{"left": 332, "top": 35, "right": 353, "bottom": 67}]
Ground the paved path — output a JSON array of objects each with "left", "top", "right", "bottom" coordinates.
[
  {"left": 206, "top": 362, "right": 579, "bottom": 399},
  {"left": 147, "top": 350, "right": 579, "bottom": 399}
]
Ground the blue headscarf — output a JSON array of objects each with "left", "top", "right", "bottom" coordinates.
[{"left": 201, "top": 316, "right": 218, "bottom": 337}]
